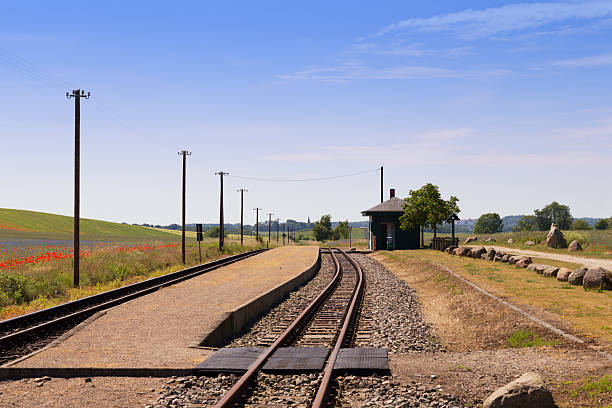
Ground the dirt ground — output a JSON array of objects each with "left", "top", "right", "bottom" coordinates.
[
  {"left": 0, "top": 377, "right": 162, "bottom": 408},
  {"left": 371, "top": 252, "right": 612, "bottom": 408}
]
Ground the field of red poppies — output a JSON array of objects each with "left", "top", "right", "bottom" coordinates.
[{"left": 0, "top": 237, "right": 257, "bottom": 319}]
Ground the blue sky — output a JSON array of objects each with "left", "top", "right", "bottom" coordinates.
[{"left": 1, "top": 1, "right": 611, "bottom": 225}]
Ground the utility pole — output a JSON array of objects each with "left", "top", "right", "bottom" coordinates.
[
  {"left": 237, "top": 189, "right": 248, "bottom": 247},
  {"left": 215, "top": 171, "right": 229, "bottom": 251},
  {"left": 178, "top": 150, "right": 191, "bottom": 264},
  {"left": 349, "top": 225, "right": 353, "bottom": 248},
  {"left": 67, "top": 89, "right": 90, "bottom": 287},
  {"left": 253, "top": 207, "right": 262, "bottom": 241},
  {"left": 276, "top": 218, "right": 280, "bottom": 243},
  {"left": 380, "top": 165, "right": 384, "bottom": 203},
  {"left": 267, "top": 213, "right": 274, "bottom": 247}
]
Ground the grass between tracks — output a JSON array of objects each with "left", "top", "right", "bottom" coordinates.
[{"left": 379, "top": 249, "right": 612, "bottom": 350}]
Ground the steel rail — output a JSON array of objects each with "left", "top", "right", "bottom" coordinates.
[
  {"left": 213, "top": 249, "right": 342, "bottom": 408},
  {"left": 0, "top": 249, "right": 266, "bottom": 354},
  {"left": 311, "top": 248, "right": 364, "bottom": 408}
]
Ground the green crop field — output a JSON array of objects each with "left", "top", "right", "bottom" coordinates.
[{"left": 0, "top": 208, "right": 179, "bottom": 241}]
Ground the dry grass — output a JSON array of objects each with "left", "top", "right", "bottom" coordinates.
[{"left": 385, "top": 250, "right": 612, "bottom": 351}]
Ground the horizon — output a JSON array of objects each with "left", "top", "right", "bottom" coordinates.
[{"left": 2, "top": 1, "right": 611, "bottom": 224}]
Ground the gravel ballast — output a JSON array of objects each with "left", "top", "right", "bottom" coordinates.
[{"left": 351, "top": 254, "right": 444, "bottom": 354}]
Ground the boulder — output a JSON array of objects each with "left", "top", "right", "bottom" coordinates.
[
  {"left": 507, "top": 238, "right": 514, "bottom": 244},
  {"left": 527, "top": 263, "right": 538, "bottom": 271},
  {"left": 546, "top": 223, "right": 567, "bottom": 248},
  {"left": 543, "top": 266, "right": 559, "bottom": 277},
  {"left": 501, "top": 254, "right": 512, "bottom": 263},
  {"left": 534, "top": 264, "right": 550, "bottom": 274},
  {"left": 568, "top": 240, "right": 582, "bottom": 252},
  {"left": 454, "top": 246, "right": 471, "bottom": 257},
  {"left": 568, "top": 267, "right": 588, "bottom": 285},
  {"left": 556, "top": 267, "right": 572, "bottom": 282},
  {"left": 516, "top": 259, "right": 532, "bottom": 268},
  {"left": 445, "top": 245, "right": 457, "bottom": 254},
  {"left": 486, "top": 249, "right": 497, "bottom": 261},
  {"left": 481, "top": 253, "right": 488, "bottom": 260},
  {"left": 470, "top": 246, "right": 487, "bottom": 259},
  {"left": 483, "top": 372, "right": 555, "bottom": 408},
  {"left": 494, "top": 252, "right": 505, "bottom": 262},
  {"left": 485, "top": 237, "right": 497, "bottom": 242},
  {"left": 464, "top": 236, "right": 478, "bottom": 244},
  {"left": 525, "top": 241, "right": 535, "bottom": 246},
  {"left": 583, "top": 267, "right": 612, "bottom": 290},
  {"left": 509, "top": 256, "right": 532, "bottom": 265}
]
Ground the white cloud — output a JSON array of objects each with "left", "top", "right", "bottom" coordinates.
[
  {"left": 377, "top": 2, "right": 612, "bottom": 40},
  {"left": 279, "top": 60, "right": 510, "bottom": 82},
  {"left": 263, "top": 125, "right": 611, "bottom": 167},
  {"left": 549, "top": 53, "right": 612, "bottom": 67}
]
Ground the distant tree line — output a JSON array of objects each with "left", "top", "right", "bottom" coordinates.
[{"left": 312, "top": 215, "right": 351, "bottom": 241}]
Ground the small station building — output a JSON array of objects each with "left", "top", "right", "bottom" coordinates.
[{"left": 361, "top": 189, "right": 419, "bottom": 250}]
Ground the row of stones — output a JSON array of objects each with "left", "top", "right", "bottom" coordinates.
[{"left": 446, "top": 245, "right": 612, "bottom": 290}]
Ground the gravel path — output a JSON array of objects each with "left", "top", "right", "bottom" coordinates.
[{"left": 352, "top": 254, "right": 444, "bottom": 354}]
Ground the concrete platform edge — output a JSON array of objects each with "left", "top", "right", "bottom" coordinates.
[
  {"left": 0, "top": 367, "right": 196, "bottom": 379},
  {"left": 197, "top": 248, "right": 321, "bottom": 347}
]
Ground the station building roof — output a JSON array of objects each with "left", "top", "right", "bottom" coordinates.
[{"left": 361, "top": 196, "right": 404, "bottom": 216}]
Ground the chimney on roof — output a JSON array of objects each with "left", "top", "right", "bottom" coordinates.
[{"left": 390, "top": 188, "right": 395, "bottom": 198}]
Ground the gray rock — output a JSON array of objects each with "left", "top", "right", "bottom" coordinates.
[
  {"left": 525, "top": 241, "right": 535, "bottom": 246},
  {"left": 501, "top": 254, "right": 511, "bottom": 263},
  {"left": 583, "top": 267, "right": 612, "bottom": 290},
  {"left": 534, "top": 264, "right": 550, "bottom": 274},
  {"left": 516, "top": 259, "right": 531, "bottom": 268},
  {"left": 470, "top": 246, "right": 487, "bottom": 259},
  {"left": 568, "top": 267, "right": 588, "bottom": 285},
  {"left": 494, "top": 252, "right": 504, "bottom": 262},
  {"left": 507, "top": 239, "right": 514, "bottom": 244},
  {"left": 485, "top": 237, "right": 497, "bottom": 242},
  {"left": 568, "top": 240, "right": 582, "bottom": 251},
  {"left": 543, "top": 267, "right": 559, "bottom": 277},
  {"left": 445, "top": 245, "right": 457, "bottom": 254},
  {"left": 483, "top": 372, "right": 555, "bottom": 408},
  {"left": 546, "top": 223, "right": 567, "bottom": 248},
  {"left": 486, "top": 249, "right": 497, "bottom": 261},
  {"left": 454, "top": 247, "right": 471, "bottom": 257},
  {"left": 556, "top": 268, "right": 572, "bottom": 282},
  {"left": 464, "top": 236, "right": 478, "bottom": 244},
  {"left": 481, "top": 253, "right": 487, "bottom": 260}
]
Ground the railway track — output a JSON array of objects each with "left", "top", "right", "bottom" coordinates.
[
  {"left": 213, "top": 248, "right": 364, "bottom": 408},
  {"left": 0, "top": 249, "right": 266, "bottom": 366}
]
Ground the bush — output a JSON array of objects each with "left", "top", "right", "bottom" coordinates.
[
  {"left": 595, "top": 219, "right": 609, "bottom": 230},
  {"left": 571, "top": 219, "right": 592, "bottom": 230},
  {"left": 474, "top": 213, "right": 503, "bottom": 234}
]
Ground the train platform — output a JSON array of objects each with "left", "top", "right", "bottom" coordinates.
[{"left": 11, "top": 246, "right": 320, "bottom": 371}]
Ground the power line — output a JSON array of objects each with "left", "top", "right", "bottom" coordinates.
[{"left": 227, "top": 168, "right": 380, "bottom": 182}]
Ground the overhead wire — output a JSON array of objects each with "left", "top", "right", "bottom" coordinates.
[
  {"left": 227, "top": 168, "right": 380, "bottom": 182},
  {"left": 0, "top": 47, "right": 147, "bottom": 137}
]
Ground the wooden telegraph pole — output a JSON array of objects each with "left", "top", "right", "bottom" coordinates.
[
  {"left": 215, "top": 171, "right": 229, "bottom": 251},
  {"left": 253, "top": 207, "right": 262, "bottom": 241},
  {"left": 67, "top": 89, "right": 90, "bottom": 287},
  {"left": 178, "top": 150, "right": 191, "bottom": 264},
  {"left": 267, "top": 213, "right": 273, "bottom": 247},
  {"left": 237, "top": 189, "right": 248, "bottom": 247}
]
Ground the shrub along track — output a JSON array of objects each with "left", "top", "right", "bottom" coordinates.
[{"left": 0, "top": 249, "right": 266, "bottom": 366}]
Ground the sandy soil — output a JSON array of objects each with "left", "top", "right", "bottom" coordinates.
[{"left": 370, "top": 252, "right": 612, "bottom": 407}]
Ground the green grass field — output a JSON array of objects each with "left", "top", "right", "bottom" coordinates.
[{"left": 0, "top": 208, "right": 179, "bottom": 241}]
